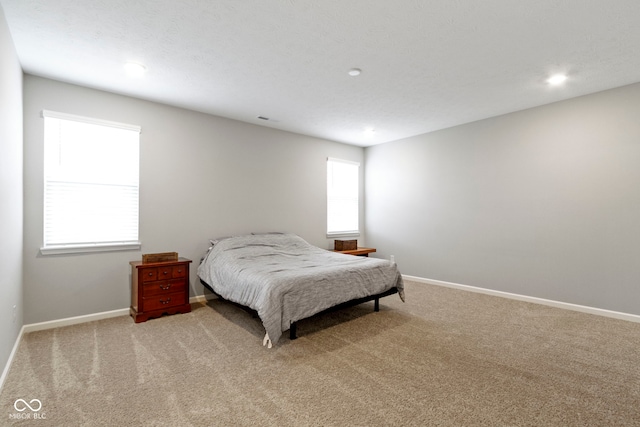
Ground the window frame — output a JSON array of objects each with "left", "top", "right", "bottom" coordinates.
[
  {"left": 326, "top": 157, "right": 360, "bottom": 238},
  {"left": 40, "top": 110, "right": 142, "bottom": 255}
]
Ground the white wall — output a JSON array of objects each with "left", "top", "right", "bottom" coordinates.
[
  {"left": 23, "top": 76, "right": 364, "bottom": 324},
  {"left": 365, "top": 82, "right": 640, "bottom": 316},
  {"left": 0, "top": 5, "right": 23, "bottom": 371}
]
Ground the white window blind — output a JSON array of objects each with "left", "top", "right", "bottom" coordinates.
[
  {"left": 42, "top": 110, "right": 141, "bottom": 254},
  {"left": 327, "top": 157, "right": 359, "bottom": 236}
]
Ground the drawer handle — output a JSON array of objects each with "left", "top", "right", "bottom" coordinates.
[
  {"left": 162, "top": 270, "right": 169, "bottom": 275},
  {"left": 148, "top": 272, "right": 153, "bottom": 276},
  {"left": 160, "top": 298, "right": 171, "bottom": 305},
  {"left": 160, "top": 284, "right": 171, "bottom": 290}
]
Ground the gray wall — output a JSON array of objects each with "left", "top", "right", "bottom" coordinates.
[
  {"left": 0, "top": 6, "right": 23, "bottom": 371},
  {"left": 365, "top": 82, "right": 640, "bottom": 315},
  {"left": 23, "top": 76, "right": 364, "bottom": 324}
]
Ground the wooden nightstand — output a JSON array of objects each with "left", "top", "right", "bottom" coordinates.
[
  {"left": 130, "top": 257, "right": 192, "bottom": 323},
  {"left": 334, "top": 247, "right": 376, "bottom": 257}
]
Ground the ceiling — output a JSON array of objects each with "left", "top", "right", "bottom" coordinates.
[{"left": 2, "top": 0, "right": 640, "bottom": 147}]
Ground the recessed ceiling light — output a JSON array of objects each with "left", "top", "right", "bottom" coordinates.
[
  {"left": 124, "top": 62, "right": 147, "bottom": 77},
  {"left": 348, "top": 68, "right": 362, "bottom": 77},
  {"left": 547, "top": 73, "right": 567, "bottom": 85}
]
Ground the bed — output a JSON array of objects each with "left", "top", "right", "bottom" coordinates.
[{"left": 197, "top": 233, "right": 404, "bottom": 347}]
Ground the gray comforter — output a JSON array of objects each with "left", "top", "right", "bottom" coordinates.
[{"left": 197, "top": 233, "right": 404, "bottom": 346}]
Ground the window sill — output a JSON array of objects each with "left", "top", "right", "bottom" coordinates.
[
  {"left": 326, "top": 232, "right": 360, "bottom": 239},
  {"left": 40, "top": 242, "right": 141, "bottom": 256}
]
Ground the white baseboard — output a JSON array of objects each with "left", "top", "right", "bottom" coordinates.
[
  {"left": 403, "top": 274, "right": 640, "bottom": 324},
  {"left": 0, "top": 325, "right": 25, "bottom": 395},
  {"left": 190, "top": 295, "right": 211, "bottom": 304},
  {"left": 22, "top": 295, "right": 211, "bottom": 334},
  {"left": 23, "top": 308, "right": 130, "bottom": 333}
]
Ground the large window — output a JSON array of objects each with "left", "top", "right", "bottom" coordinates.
[
  {"left": 41, "top": 110, "right": 141, "bottom": 254},
  {"left": 327, "top": 157, "right": 359, "bottom": 236}
]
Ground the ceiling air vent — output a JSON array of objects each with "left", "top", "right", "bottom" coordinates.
[{"left": 257, "top": 116, "right": 279, "bottom": 123}]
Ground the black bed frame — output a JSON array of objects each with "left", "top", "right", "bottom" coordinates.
[{"left": 200, "top": 279, "right": 398, "bottom": 340}]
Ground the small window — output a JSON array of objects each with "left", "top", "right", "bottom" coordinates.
[
  {"left": 327, "top": 157, "right": 359, "bottom": 236},
  {"left": 41, "top": 110, "right": 141, "bottom": 254}
]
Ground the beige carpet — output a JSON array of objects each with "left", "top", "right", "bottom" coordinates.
[{"left": 2, "top": 280, "right": 639, "bottom": 426}]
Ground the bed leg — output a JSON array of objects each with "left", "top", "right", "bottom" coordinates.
[
  {"left": 290, "top": 322, "right": 298, "bottom": 340},
  {"left": 374, "top": 297, "right": 380, "bottom": 312}
]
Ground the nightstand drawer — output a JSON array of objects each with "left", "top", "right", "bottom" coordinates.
[
  {"left": 172, "top": 265, "right": 187, "bottom": 278},
  {"left": 143, "top": 279, "right": 186, "bottom": 297},
  {"left": 156, "top": 266, "right": 174, "bottom": 280},
  {"left": 141, "top": 268, "right": 158, "bottom": 282},
  {"left": 142, "top": 292, "right": 186, "bottom": 312}
]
